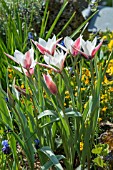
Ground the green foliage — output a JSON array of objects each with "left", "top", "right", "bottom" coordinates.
[{"left": 92, "top": 143, "right": 109, "bottom": 168}]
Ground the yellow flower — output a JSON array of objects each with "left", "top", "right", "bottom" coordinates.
[
  {"left": 8, "top": 73, "right": 13, "bottom": 79},
  {"left": 84, "top": 103, "right": 87, "bottom": 109},
  {"left": 80, "top": 142, "right": 84, "bottom": 151},
  {"left": 65, "top": 91, "right": 69, "bottom": 95},
  {"left": 21, "top": 84, "right": 24, "bottom": 89},
  {"left": 109, "top": 87, "right": 113, "bottom": 92},
  {"left": 84, "top": 78, "right": 89, "bottom": 85},
  {"left": 28, "top": 87, "right": 32, "bottom": 95},
  {"left": 81, "top": 88, "right": 86, "bottom": 91},
  {"left": 102, "top": 107, "right": 107, "bottom": 112},
  {"left": 109, "top": 59, "right": 113, "bottom": 63},
  {"left": 85, "top": 70, "right": 91, "bottom": 77},
  {"left": 74, "top": 92, "right": 77, "bottom": 96},
  {"left": 102, "top": 35, "right": 107, "bottom": 40},
  {"left": 82, "top": 74, "right": 85, "bottom": 81},
  {"left": 48, "top": 69, "right": 52, "bottom": 75},
  {"left": 108, "top": 40, "right": 113, "bottom": 51},
  {"left": 65, "top": 95, "right": 70, "bottom": 99},
  {"left": 44, "top": 94, "right": 46, "bottom": 98},
  {"left": 109, "top": 33, "right": 113, "bottom": 38},
  {"left": 8, "top": 68, "right": 13, "bottom": 73},
  {"left": 98, "top": 118, "right": 102, "bottom": 122},
  {"left": 64, "top": 103, "right": 66, "bottom": 106},
  {"left": 101, "top": 94, "right": 107, "bottom": 100}
]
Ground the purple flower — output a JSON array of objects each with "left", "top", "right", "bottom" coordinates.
[
  {"left": 59, "top": 40, "right": 66, "bottom": 48},
  {"left": 5, "top": 97, "right": 8, "bottom": 102},
  {"left": 2, "top": 140, "right": 9, "bottom": 147},
  {"left": 34, "top": 139, "right": 40, "bottom": 149},
  {"left": 28, "top": 32, "right": 34, "bottom": 40},
  {"left": 2, "top": 140, "right": 11, "bottom": 155},
  {"left": 2, "top": 146, "right": 11, "bottom": 154}
]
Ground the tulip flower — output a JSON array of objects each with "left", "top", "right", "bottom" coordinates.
[
  {"left": 4, "top": 48, "right": 36, "bottom": 76},
  {"left": 79, "top": 37, "right": 103, "bottom": 60},
  {"left": 37, "top": 50, "right": 67, "bottom": 73},
  {"left": 43, "top": 74, "right": 58, "bottom": 95},
  {"left": 32, "top": 35, "right": 62, "bottom": 55},
  {"left": 64, "top": 36, "right": 81, "bottom": 56},
  {"left": 44, "top": 50, "right": 67, "bottom": 71}
]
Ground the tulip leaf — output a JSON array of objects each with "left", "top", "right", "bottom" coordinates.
[
  {"left": 38, "top": 110, "right": 57, "bottom": 119},
  {"left": 41, "top": 155, "right": 65, "bottom": 170},
  {"left": 39, "top": 146, "right": 64, "bottom": 170},
  {"left": 46, "top": 1, "right": 68, "bottom": 39},
  {"left": 71, "top": 10, "right": 98, "bottom": 38}
]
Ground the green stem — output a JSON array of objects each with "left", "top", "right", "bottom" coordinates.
[
  {"left": 75, "top": 57, "right": 82, "bottom": 112},
  {"left": 90, "top": 60, "right": 95, "bottom": 97}
]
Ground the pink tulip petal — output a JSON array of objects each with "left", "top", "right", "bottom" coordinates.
[
  {"left": 4, "top": 53, "right": 19, "bottom": 64},
  {"left": 43, "top": 74, "right": 58, "bottom": 95},
  {"left": 51, "top": 37, "right": 62, "bottom": 55},
  {"left": 71, "top": 46, "right": 89, "bottom": 59},
  {"left": 24, "top": 50, "right": 32, "bottom": 69},
  {"left": 32, "top": 40, "right": 50, "bottom": 54},
  {"left": 72, "top": 37, "right": 81, "bottom": 56},
  {"left": 91, "top": 40, "right": 103, "bottom": 57}
]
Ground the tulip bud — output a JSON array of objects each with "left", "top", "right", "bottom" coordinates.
[{"left": 43, "top": 74, "right": 58, "bottom": 95}]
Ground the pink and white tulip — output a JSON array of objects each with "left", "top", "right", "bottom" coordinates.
[
  {"left": 32, "top": 35, "right": 62, "bottom": 55},
  {"left": 5, "top": 48, "right": 36, "bottom": 76},
  {"left": 43, "top": 74, "right": 58, "bottom": 95},
  {"left": 64, "top": 36, "right": 81, "bottom": 56},
  {"left": 79, "top": 37, "right": 103, "bottom": 60},
  {"left": 44, "top": 50, "right": 67, "bottom": 72}
]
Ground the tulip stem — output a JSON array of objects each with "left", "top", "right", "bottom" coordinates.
[{"left": 90, "top": 60, "right": 95, "bottom": 96}]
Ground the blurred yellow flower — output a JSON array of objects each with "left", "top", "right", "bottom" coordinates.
[
  {"left": 98, "top": 118, "right": 102, "bottom": 122},
  {"left": 8, "top": 73, "right": 13, "bottom": 79},
  {"left": 8, "top": 68, "right": 13, "bottom": 73},
  {"left": 108, "top": 40, "right": 113, "bottom": 51},
  {"left": 48, "top": 69, "right": 52, "bottom": 75},
  {"left": 65, "top": 95, "right": 70, "bottom": 99},
  {"left": 109, "top": 87, "right": 113, "bottom": 92},
  {"left": 65, "top": 91, "right": 69, "bottom": 95},
  {"left": 82, "top": 74, "right": 85, "bottom": 81},
  {"left": 80, "top": 142, "right": 84, "bottom": 151},
  {"left": 102, "top": 35, "right": 107, "bottom": 40},
  {"left": 64, "top": 103, "right": 66, "bottom": 106},
  {"left": 84, "top": 103, "right": 87, "bottom": 109},
  {"left": 44, "top": 94, "right": 46, "bottom": 98},
  {"left": 109, "top": 33, "right": 113, "bottom": 38},
  {"left": 74, "top": 92, "right": 77, "bottom": 96},
  {"left": 21, "top": 84, "right": 24, "bottom": 89},
  {"left": 85, "top": 78, "right": 89, "bottom": 85},
  {"left": 101, "top": 94, "right": 107, "bottom": 99},
  {"left": 102, "top": 107, "right": 107, "bottom": 112},
  {"left": 81, "top": 88, "right": 86, "bottom": 91},
  {"left": 85, "top": 70, "right": 91, "bottom": 77},
  {"left": 28, "top": 87, "right": 32, "bottom": 95}
]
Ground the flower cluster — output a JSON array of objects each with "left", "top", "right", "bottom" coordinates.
[{"left": 4, "top": 34, "right": 103, "bottom": 95}]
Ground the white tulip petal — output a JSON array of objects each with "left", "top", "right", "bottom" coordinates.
[
  {"left": 39, "top": 38, "right": 46, "bottom": 47},
  {"left": 14, "top": 50, "right": 25, "bottom": 66},
  {"left": 64, "top": 36, "right": 73, "bottom": 50}
]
